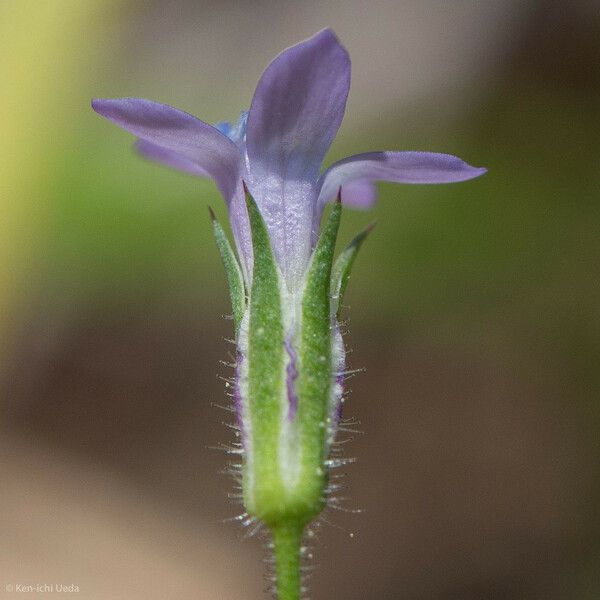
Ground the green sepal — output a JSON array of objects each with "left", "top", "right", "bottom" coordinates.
[
  {"left": 330, "top": 222, "right": 375, "bottom": 318},
  {"left": 244, "top": 190, "right": 286, "bottom": 523},
  {"left": 295, "top": 200, "right": 342, "bottom": 516},
  {"left": 209, "top": 207, "right": 246, "bottom": 335}
]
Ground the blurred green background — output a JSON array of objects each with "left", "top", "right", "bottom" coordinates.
[{"left": 1, "top": 1, "right": 599, "bottom": 599}]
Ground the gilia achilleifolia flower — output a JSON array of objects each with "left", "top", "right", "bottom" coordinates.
[{"left": 92, "top": 28, "right": 485, "bottom": 600}]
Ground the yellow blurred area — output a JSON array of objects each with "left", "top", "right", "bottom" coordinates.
[
  {"left": 0, "top": 5, "right": 258, "bottom": 596},
  {"left": 0, "top": 1, "right": 117, "bottom": 347}
]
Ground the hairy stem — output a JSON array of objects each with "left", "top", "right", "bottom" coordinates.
[{"left": 271, "top": 521, "right": 304, "bottom": 600}]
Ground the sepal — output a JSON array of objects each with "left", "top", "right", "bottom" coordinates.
[
  {"left": 209, "top": 207, "right": 246, "bottom": 334},
  {"left": 244, "top": 189, "right": 286, "bottom": 522},
  {"left": 330, "top": 222, "right": 375, "bottom": 318},
  {"left": 295, "top": 198, "right": 342, "bottom": 512},
  {"left": 240, "top": 189, "right": 345, "bottom": 528}
]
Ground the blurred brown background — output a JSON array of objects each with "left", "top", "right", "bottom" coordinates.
[{"left": 1, "top": 1, "right": 599, "bottom": 598}]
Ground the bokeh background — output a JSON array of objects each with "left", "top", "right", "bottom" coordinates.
[{"left": 1, "top": 1, "right": 599, "bottom": 598}]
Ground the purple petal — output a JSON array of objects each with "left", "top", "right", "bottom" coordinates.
[
  {"left": 92, "top": 98, "right": 253, "bottom": 281},
  {"left": 318, "top": 151, "right": 487, "bottom": 210},
  {"left": 92, "top": 97, "right": 240, "bottom": 202},
  {"left": 136, "top": 139, "right": 209, "bottom": 177},
  {"left": 340, "top": 179, "right": 378, "bottom": 210},
  {"left": 245, "top": 29, "right": 351, "bottom": 290}
]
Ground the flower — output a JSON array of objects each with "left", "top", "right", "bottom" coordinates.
[
  {"left": 92, "top": 28, "right": 485, "bottom": 599},
  {"left": 92, "top": 28, "right": 485, "bottom": 294}
]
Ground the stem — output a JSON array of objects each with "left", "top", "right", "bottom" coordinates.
[{"left": 271, "top": 521, "right": 304, "bottom": 600}]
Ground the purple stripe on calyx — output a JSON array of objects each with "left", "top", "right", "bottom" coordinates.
[{"left": 284, "top": 337, "right": 299, "bottom": 420}]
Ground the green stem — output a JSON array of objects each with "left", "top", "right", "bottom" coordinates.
[{"left": 271, "top": 521, "right": 304, "bottom": 600}]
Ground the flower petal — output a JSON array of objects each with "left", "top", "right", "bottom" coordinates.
[
  {"left": 92, "top": 98, "right": 253, "bottom": 282},
  {"left": 318, "top": 151, "right": 487, "bottom": 210},
  {"left": 136, "top": 139, "right": 209, "bottom": 177},
  {"left": 245, "top": 29, "right": 351, "bottom": 290},
  {"left": 339, "top": 179, "right": 378, "bottom": 210},
  {"left": 92, "top": 97, "right": 240, "bottom": 201}
]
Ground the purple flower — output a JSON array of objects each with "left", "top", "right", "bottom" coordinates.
[
  {"left": 92, "top": 28, "right": 485, "bottom": 293},
  {"left": 93, "top": 30, "right": 487, "bottom": 598}
]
